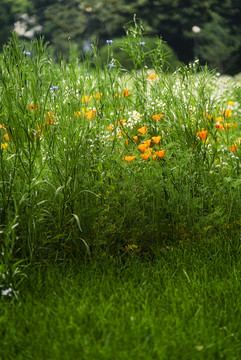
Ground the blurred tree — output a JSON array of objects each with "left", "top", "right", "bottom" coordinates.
[
  {"left": 0, "top": 0, "right": 32, "bottom": 48},
  {"left": 2, "top": 0, "right": 241, "bottom": 73},
  {"left": 198, "top": 11, "right": 239, "bottom": 73}
]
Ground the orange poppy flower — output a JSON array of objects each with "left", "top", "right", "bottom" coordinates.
[
  {"left": 108, "top": 125, "right": 113, "bottom": 130},
  {"left": 141, "top": 153, "right": 150, "bottom": 160},
  {"left": 230, "top": 144, "right": 238, "bottom": 152},
  {"left": 0, "top": 124, "right": 6, "bottom": 130},
  {"left": 197, "top": 130, "right": 208, "bottom": 140},
  {"left": 85, "top": 109, "right": 96, "bottom": 120},
  {"left": 148, "top": 74, "right": 157, "bottom": 80},
  {"left": 124, "top": 156, "right": 135, "bottom": 162},
  {"left": 93, "top": 93, "right": 102, "bottom": 100},
  {"left": 4, "top": 134, "right": 9, "bottom": 141},
  {"left": 138, "top": 144, "right": 148, "bottom": 152},
  {"left": 138, "top": 126, "right": 148, "bottom": 135},
  {"left": 216, "top": 124, "right": 224, "bottom": 130},
  {"left": 155, "top": 150, "right": 165, "bottom": 158},
  {"left": 152, "top": 136, "right": 161, "bottom": 144},
  {"left": 118, "top": 119, "right": 126, "bottom": 126},
  {"left": 152, "top": 114, "right": 164, "bottom": 121},
  {"left": 215, "top": 116, "right": 223, "bottom": 122},
  {"left": 224, "top": 109, "right": 232, "bottom": 118},
  {"left": 133, "top": 136, "right": 138, "bottom": 141},
  {"left": 29, "top": 105, "right": 38, "bottom": 111},
  {"left": 122, "top": 90, "right": 130, "bottom": 97},
  {"left": 144, "top": 139, "right": 151, "bottom": 147},
  {"left": 125, "top": 139, "right": 129, "bottom": 144},
  {"left": 45, "top": 118, "right": 53, "bottom": 125}
]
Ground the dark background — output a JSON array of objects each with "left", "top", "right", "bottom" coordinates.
[{"left": 1, "top": 0, "right": 241, "bottom": 74}]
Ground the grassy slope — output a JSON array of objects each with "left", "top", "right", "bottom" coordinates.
[{"left": 1, "top": 237, "right": 241, "bottom": 360}]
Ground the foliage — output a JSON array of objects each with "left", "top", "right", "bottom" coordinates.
[
  {"left": 198, "top": 11, "right": 240, "bottom": 74},
  {"left": 99, "top": 36, "right": 181, "bottom": 72},
  {"left": 0, "top": 30, "right": 241, "bottom": 288}
]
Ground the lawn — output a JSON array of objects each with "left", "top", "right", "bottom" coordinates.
[{"left": 1, "top": 237, "right": 241, "bottom": 360}]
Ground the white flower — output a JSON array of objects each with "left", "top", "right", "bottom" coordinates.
[{"left": 2, "top": 288, "right": 13, "bottom": 297}]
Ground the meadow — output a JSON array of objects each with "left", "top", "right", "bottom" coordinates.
[{"left": 1, "top": 22, "right": 241, "bottom": 359}]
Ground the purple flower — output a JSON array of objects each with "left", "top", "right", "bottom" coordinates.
[
  {"left": 23, "top": 51, "right": 31, "bottom": 56},
  {"left": 50, "top": 86, "right": 59, "bottom": 90},
  {"left": 137, "top": 42, "right": 145, "bottom": 46},
  {"left": 106, "top": 40, "right": 113, "bottom": 44},
  {"left": 108, "top": 63, "right": 115, "bottom": 67}
]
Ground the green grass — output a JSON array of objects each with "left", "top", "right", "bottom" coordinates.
[
  {"left": 1, "top": 22, "right": 241, "bottom": 360},
  {"left": 1, "top": 237, "right": 241, "bottom": 360}
]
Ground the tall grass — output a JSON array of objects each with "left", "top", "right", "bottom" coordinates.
[{"left": 0, "top": 19, "right": 241, "bottom": 289}]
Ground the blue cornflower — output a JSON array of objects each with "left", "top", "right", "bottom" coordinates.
[
  {"left": 137, "top": 42, "right": 145, "bottom": 46},
  {"left": 23, "top": 51, "right": 31, "bottom": 56},
  {"left": 108, "top": 63, "right": 115, "bottom": 68},
  {"left": 50, "top": 86, "right": 59, "bottom": 90},
  {"left": 106, "top": 40, "right": 113, "bottom": 44}
]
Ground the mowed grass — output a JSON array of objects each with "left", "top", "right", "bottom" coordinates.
[{"left": 1, "top": 237, "right": 241, "bottom": 360}]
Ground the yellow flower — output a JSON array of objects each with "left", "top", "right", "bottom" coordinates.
[
  {"left": 0, "top": 124, "right": 6, "bottom": 130},
  {"left": 107, "top": 125, "right": 113, "bottom": 130},
  {"left": 152, "top": 136, "right": 161, "bottom": 144},
  {"left": 215, "top": 116, "right": 223, "bottom": 122},
  {"left": 74, "top": 111, "right": 81, "bottom": 117},
  {"left": 152, "top": 114, "right": 164, "bottom": 121},
  {"left": 125, "top": 244, "right": 139, "bottom": 250},
  {"left": 1, "top": 143, "right": 8, "bottom": 149},
  {"left": 228, "top": 101, "right": 234, "bottom": 106},
  {"left": 124, "top": 156, "right": 135, "bottom": 162},
  {"left": 85, "top": 109, "right": 96, "bottom": 120},
  {"left": 224, "top": 123, "right": 230, "bottom": 130},
  {"left": 224, "top": 109, "right": 232, "bottom": 118},
  {"left": 81, "top": 95, "right": 92, "bottom": 103},
  {"left": 148, "top": 74, "right": 157, "bottom": 80},
  {"left": 137, "top": 126, "right": 148, "bottom": 135}
]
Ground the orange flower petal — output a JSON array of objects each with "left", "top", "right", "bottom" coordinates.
[
  {"left": 124, "top": 156, "right": 136, "bottom": 162},
  {"left": 155, "top": 150, "right": 165, "bottom": 158},
  {"left": 137, "top": 126, "right": 148, "bottom": 135}
]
